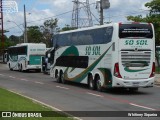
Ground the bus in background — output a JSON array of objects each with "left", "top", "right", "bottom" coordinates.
[
  {"left": 8, "top": 43, "right": 46, "bottom": 72},
  {"left": 50, "top": 22, "right": 155, "bottom": 92},
  {"left": 42, "top": 47, "right": 55, "bottom": 74},
  {"left": 156, "top": 46, "right": 160, "bottom": 67}
]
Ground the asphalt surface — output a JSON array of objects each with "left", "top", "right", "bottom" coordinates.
[
  {"left": 0, "top": 63, "right": 160, "bottom": 120},
  {"left": 155, "top": 74, "right": 160, "bottom": 85}
]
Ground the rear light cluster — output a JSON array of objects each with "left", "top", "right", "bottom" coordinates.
[
  {"left": 149, "top": 62, "right": 155, "bottom": 78},
  {"left": 114, "top": 63, "right": 122, "bottom": 78},
  {"left": 114, "top": 62, "right": 155, "bottom": 78}
]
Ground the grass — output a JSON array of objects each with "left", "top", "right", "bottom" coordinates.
[
  {"left": 0, "top": 87, "right": 73, "bottom": 120},
  {"left": 156, "top": 67, "right": 160, "bottom": 74}
]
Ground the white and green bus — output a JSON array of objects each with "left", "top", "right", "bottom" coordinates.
[
  {"left": 8, "top": 43, "right": 46, "bottom": 72},
  {"left": 50, "top": 22, "right": 155, "bottom": 91}
]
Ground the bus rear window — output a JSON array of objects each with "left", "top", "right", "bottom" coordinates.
[{"left": 119, "top": 24, "right": 153, "bottom": 38}]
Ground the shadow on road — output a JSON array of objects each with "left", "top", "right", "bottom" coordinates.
[{"left": 51, "top": 80, "right": 151, "bottom": 95}]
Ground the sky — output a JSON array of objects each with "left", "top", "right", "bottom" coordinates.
[{"left": 3, "top": 0, "right": 152, "bottom": 37}]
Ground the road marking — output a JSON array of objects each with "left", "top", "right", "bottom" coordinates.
[
  {"left": 56, "top": 86, "right": 69, "bottom": 90},
  {"left": 9, "top": 76, "right": 15, "bottom": 79},
  {"left": 0, "top": 74, "right": 5, "bottom": 76},
  {"left": 34, "top": 81, "right": 44, "bottom": 85},
  {"left": 130, "top": 103, "right": 156, "bottom": 111},
  {"left": 20, "top": 79, "right": 29, "bottom": 82},
  {"left": 8, "top": 90, "right": 82, "bottom": 120},
  {"left": 87, "top": 92, "right": 104, "bottom": 98}
]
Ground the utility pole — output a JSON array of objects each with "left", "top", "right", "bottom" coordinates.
[
  {"left": 0, "top": 0, "right": 4, "bottom": 52},
  {"left": 24, "top": 4, "right": 27, "bottom": 43},
  {"left": 100, "top": 0, "right": 103, "bottom": 25},
  {"left": 71, "top": 0, "right": 93, "bottom": 28},
  {"left": 98, "top": 0, "right": 110, "bottom": 25}
]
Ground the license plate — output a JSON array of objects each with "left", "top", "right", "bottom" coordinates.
[{"left": 132, "top": 82, "right": 139, "bottom": 86}]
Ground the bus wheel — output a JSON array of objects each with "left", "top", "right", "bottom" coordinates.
[
  {"left": 55, "top": 70, "right": 58, "bottom": 79},
  {"left": 88, "top": 75, "right": 96, "bottom": 90},
  {"left": 61, "top": 72, "right": 66, "bottom": 84},
  {"left": 96, "top": 76, "right": 102, "bottom": 92},
  {"left": 20, "top": 64, "right": 23, "bottom": 72},
  {"left": 9, "top": 64, "right": 13, "bottom": 71},
  {"left": 18, "top": 64, "right": 21, "bottom": 71},
  {"left": 56, "top": 72, "right": 62, "bottom": 83}
]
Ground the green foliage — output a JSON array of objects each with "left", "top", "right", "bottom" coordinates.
[
  {"left": 0, "top": 87, "right": 72, "bottom": 120},
  {"left": 145, "top": 0, "right": 160, "bottom": 13},
  {"left": 9, "top": 35, "right": 21, "bottom": 44},
  {"left": 127, "top": 0, "right": 160, "bottom": 45},
  {"left": 27, "top": 26, "right": 43, "bottom": 43},
  {"left": 0, "top": 34, "right": 14, "bottom": 54},
  {"left": 40, "top": 18, "right": 58, "bottom": 47},
  {"left": 44, "top": 18, "right": 58, "bottom": 30},
  {"left": 3, "top": 18, "right": 59, "bottom": 48},
  {"left": 61, "top": 24, "right": 76, "bottom": 32}
]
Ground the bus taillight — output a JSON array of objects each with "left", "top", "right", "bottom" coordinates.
[
  {"left": 149, "top": 62, "right": 155, "bottom": 78},
  {"left": 114, "top": 63, "right": 122, "bottom": 78}
]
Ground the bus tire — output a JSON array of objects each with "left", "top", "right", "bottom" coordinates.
[
  {"left": 55, "top": 70, "right": 58, "bottom": 79},
  {"left": 56, "top": 71, "right": 62, "bottom": 83},
  {"left": 88, "top": 74, "right": 96, "bottom": 90},
  {"left": 95, "top": 75, "right": 102, "bottom": 92},
  {"left": 18, "top": 64, "right": 21, "bottom": 72},
  {"left": 61, "top": 72, "right": 66, "bottom": 84},
  {"left": 20, "top": 64, "right": 23, "bottom": 72},
  {"left": 9, "top": 64, "right": 13, "bottom": 71}
]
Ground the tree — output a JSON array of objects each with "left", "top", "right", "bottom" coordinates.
[
  {"left": 0, "top": 34, "right": 14, "bottom": 53},
  {"left": 27, "top": 26, "right": 43, "bottom": 43},
  {"left": 9, "top": 35, "right": 20, "bottom": 44},
  {"left": 40, "top": 18, "right": 58, "bottom": 47},
  {"left": 127, "top": 0, "right": 160, "bottom": 45},
  {"left": 61, "top": 24, "right": 76, "bottom": 32}
]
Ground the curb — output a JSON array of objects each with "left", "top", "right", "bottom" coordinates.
[
  {"left": 8, "top": 89, "right": 82, "bottom": 120},
  {"left": 154, "top": 82, "right": 160, "bottom": 85}
]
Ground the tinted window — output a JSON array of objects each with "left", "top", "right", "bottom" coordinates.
[
  {"left": 18, "top": 46, "right": 27, "bottom": 55},
  {"left": 119, "top": 24, "right": 153, "bottom": 38},
  {"left": 56, "top": 56, "right": 88, "bottom": 68},
  {"left": 92, "top": 27, "right": 113, "bottom": 44},
  {"left": 8, "top": 46, "right": 27, "bottom": 55},
  {"left": 53, "top": 27, "right": 113, "bottom": 47},
  {"left": 8, "top": 47, "right": 17, "bottom": 55}
]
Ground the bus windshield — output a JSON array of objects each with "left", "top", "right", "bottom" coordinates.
[
  {"left": 119, "top": 23, "right": 153, "bottom": 39},
  {"left": 8, "top": 46, "right": 27, "bottom": 55}
]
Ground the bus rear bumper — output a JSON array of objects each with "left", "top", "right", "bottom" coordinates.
[
  {"left": 112, "top": 77, "right": 155, "bottom": 88},
  {"left": 26, "top": 65, "right": 41, "bottom": 70}
]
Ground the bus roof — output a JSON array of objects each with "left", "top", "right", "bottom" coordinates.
[
  {"left": 57, "top": 22, "right": 152, "bottom": 35},
  {"left": 58, "top": 23, "right": 114, "bottom": 34},
  {"left": 8, "top": 43, "right": 46, "bottom": 48}
]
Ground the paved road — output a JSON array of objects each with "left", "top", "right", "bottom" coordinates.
[{"left": 0, "top": 63, "right": 160, "bottom": 120}]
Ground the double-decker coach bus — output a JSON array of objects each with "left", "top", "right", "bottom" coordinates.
[
  {"left": 8, "top": 43, "right": 46, "bottom": 72},
  {"left": 50, "top": 22, "right": 155, "bottom": 91}
]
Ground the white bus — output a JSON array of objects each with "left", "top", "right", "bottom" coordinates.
[
  {"left": 50, "top": 22, "right": 155, "bottom": 91},
  {"left": 8, "top": 43, "right": 46, "bottom": 72}
]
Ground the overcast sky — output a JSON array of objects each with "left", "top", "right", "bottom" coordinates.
[{"left": 4, "top": 0, "right": 152, "bottom": 37}]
